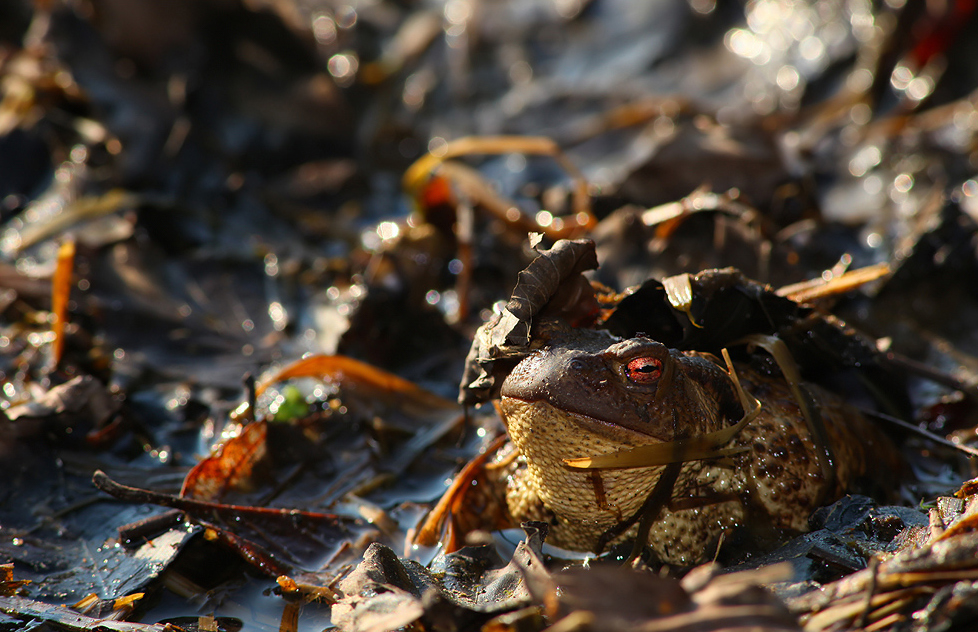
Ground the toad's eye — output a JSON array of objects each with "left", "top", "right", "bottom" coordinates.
[{"left": 626, "top": 357, "right": 662, "bottom": 383}]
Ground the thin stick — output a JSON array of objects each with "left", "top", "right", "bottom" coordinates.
[
  {"left": 92, "top": 470, "right": 349, "bottom": 528},
  {"left": 861, "top": 409, "right": 978, "bottom": 458},
  {"left": 594, "top": 462, "right": 681, "bottom": 557},
  {"left": 882, "top": 350, "right": 978, "bottom": 403},
  {"left": 626, "top": 462, "right": 683, "bottom": 566}
]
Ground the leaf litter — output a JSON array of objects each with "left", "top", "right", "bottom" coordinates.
[{"left": 2, "top": 0, "right": 978, "bottom": 631}]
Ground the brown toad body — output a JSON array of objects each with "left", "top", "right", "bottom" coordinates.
[{"left": 497, "top": 323, "right": 896, "bottom": 565}]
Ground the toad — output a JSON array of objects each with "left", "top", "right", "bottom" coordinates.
[{"left": 497, "top": 321, "right": 895, "bottom": 565}]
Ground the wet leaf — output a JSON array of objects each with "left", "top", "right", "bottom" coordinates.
[
  {"left": 332, "top": 524, "right": 548, "bottom": 632},
  {"left": 0, "top": 595, "right": 171, "bottom": 632},
  {"left": 5, "top": 375, "right": 118, "bottom": 437}
]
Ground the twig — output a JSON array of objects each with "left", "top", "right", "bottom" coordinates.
[
  {"left": 882, "top": 350, "right": 978, "bottom": 403},
  {"left": 92, "top": 470, "right": 353, "bottom": 529},
  {"left": 243, "top": 372, "right": 257, "bottom": 423},
  {"left": 117, "top": 509, "right": 184, "bottom": 547},
  {"left": 194, "top": 518, "right": 292, "bottom": 578},
  {"left": 854, "top": 556, "right": 880, "bottom": 630},
  {"left": 592, "top": 462, "right": 681, "bottom": 559},
  {"left": 626, "top": 462, "right": 682, "bottom": 566},
  {"left": 861, "top": 409, "right": 978, "bottom": 459}
]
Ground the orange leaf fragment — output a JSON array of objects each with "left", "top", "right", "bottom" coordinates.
[
  {"left": 180, "top": 421, "right": 268, "bottom": 501},
  {"left": 414, "top": 433, "right": 510, "bottom": 551},
  {"left": 51, "top": 239, "right": 75, "bottom": 368},
  {"left": 1, "top": 563, "right": 31, "bottom": 596},
  {"left": 420, "top": 174, "right": 453, "bottom": 209}
]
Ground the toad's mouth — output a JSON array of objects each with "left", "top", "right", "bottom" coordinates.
[
  {"left": 498, "top": 393, "right": 759, "bottom": 471},
  {"left": 499, "top": 393, "right": 634, "bottom": 429},
  {"left": 560, "top": 396, "right": 761, "bottom": 470}
]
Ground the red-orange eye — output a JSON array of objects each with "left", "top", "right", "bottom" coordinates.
[{"left": 626, "top": 357, "right": 661, "bottom": 383}]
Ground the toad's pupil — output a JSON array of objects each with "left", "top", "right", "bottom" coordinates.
[{"left": 626, "top": 357, "right": 661, "bottom": 383}]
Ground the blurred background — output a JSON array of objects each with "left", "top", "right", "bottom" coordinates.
[{"left": 2, "top": 0, "right": 978, "bottom": 630}]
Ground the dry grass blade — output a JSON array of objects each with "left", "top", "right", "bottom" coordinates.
[
  {"left": 16, "top": 190, "right": 136, "bottom": 252},
  {"left": 792, "top": 525, "right": 978, "bottom": 631},
  {"left": 737, "top": 334, "right": 837, "bottom": 494},
  {"left": 802, "top": 587, "right": 930, "bottom": 631},
  {"left": 561, "top": 411, "right": 754, "bottom": 469},
  {"left": 640, "top": 187, "right": 758, "bottom": 242},
  {"left": 776, "top": 263, "right": 890, "bottom": 303}
]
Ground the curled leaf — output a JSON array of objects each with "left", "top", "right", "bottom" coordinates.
[{"left": 459, "top": 239, "right": 599, "bottom": 405}]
